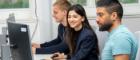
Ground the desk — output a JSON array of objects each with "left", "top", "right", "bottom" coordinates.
[
  {"left": 34, "top": 54, "right": 53, "bottom": 60},
  {"left": 0, "top": 54, "right": 53, "bottom": 60}
]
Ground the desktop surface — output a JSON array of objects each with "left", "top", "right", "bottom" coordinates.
[{"left": 34, "top": 54, "right": 53, "bottom": 60}]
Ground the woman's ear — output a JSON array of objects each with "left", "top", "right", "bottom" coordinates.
[{"left": 82, "top": 17, "right": 85, "bottom": 22}]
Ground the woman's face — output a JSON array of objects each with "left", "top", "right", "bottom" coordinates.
[{"left": 68, "top": 10, "right": 84, "bottom": 30}]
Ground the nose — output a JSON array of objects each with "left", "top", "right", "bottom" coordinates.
[
  {"left": 53, "top": 14, "right": 57, "bottom": 19},
  {"left": 52, "top": 14, "right": 55, "bottom": 18},
  {"left": 68, "top": 17, "right": 73, "bottom": 21},
  {"left": 96, "top": 17, "right": 100, "bottom": 24}
]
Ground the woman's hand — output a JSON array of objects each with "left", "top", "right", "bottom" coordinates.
[
  {"left": 51, "top": 52, "right": 67, "bottom": 60},
  {"left": 32, "top": 43, "right": 41, "bottom": 48}
]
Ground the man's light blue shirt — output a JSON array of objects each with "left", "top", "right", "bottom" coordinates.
[{"left": 101, "top": 25, "right": 138, "bottom": 60}]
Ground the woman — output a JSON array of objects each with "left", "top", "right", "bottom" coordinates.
[{"left": 52, "top": 4, "right": 99, "bottom": 60}]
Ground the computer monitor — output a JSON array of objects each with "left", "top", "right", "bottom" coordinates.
[{"left": 7, "top": 22, "right": 33, "bottom": 60}]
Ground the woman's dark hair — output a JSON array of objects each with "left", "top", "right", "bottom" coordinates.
[{"left": 65, "top": 4, "right": 99, "bottom": 55}]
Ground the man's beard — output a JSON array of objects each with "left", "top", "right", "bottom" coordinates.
[{"left": 99, "top": 20, "right": 113, "bottom": 31}]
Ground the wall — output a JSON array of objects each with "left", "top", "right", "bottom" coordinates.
[{"left": 33, "top": 0, "right": 53, "bottom": 43}]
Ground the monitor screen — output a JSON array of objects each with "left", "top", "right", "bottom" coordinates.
[{"left": 7, "top": 22, "right": 33, "bottom": 60}]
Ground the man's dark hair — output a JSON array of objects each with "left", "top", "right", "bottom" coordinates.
[{"left": 96, "top": 0, "right": 123, "bottom": 19}]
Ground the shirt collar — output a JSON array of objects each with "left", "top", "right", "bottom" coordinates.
[{"left": 108, "top": 24, "right": 124, "bottom": 37}]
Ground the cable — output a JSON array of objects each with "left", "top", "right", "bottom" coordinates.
[{"left": 31, "top": 0, "right": 39, "bottom": 40}]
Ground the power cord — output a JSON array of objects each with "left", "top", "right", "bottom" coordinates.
[{"left": 31, "top": 0, "right": 39, "bottom": 40}]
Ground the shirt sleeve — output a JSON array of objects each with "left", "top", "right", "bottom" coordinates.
[
  {"left": 40, "top": 36, "right": 61, "bottom": 47},
  {"left": 111, "top": 33, "right": 131, "bottom": 55},
  {"left": 40, "top": 24, "right": 62, "bottom": 47},
  {"left": 36, "top": 41, "right": 69, "bottom": 54},
  {"left": 36, "top": 24, "right": 69, "bottom": 54}
]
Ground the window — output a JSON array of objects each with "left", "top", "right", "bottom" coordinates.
[
  {"left": 69, "top": 0, "right": 140, "bottom": 18},
  {"left": 76, "top": 0, "right": 87, "bottom": 6},
  {"left": 0, "top": 0, "right": 29, "bottom": 9},
  {"left": 119, "top": 0, "right": 138, "bottom": 4},
  {"left": 69, "top": 0, "right": 139, "bottom": 7},
  {"left": 0, "top": 0, "right": 34, "bottom": 23},
  {"left": 69, "top": 0, "right": 95, "bottom": 7}
]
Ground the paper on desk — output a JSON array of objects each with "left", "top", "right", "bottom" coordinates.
[{"left": 34, "top": 54, "right": 53, "bottom": 60}]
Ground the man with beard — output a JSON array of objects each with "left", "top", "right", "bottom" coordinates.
[{"left": 96, "top": 0, "right": 138, "bottom": 60}]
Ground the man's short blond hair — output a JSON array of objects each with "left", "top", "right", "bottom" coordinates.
[{"left": 53, "top": 0, "right": 71, "bottom": 11}]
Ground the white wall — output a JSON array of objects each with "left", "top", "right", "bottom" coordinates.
[{"left": 33, "top": 0, "right": 53, "bottom": 43}]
